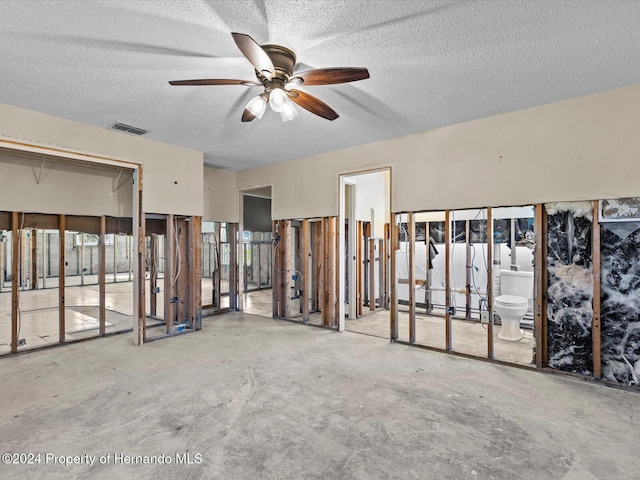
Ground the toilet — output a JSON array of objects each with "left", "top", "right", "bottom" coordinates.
[{"left": 494, "top": 270, "right": 533, "bottom": 341}]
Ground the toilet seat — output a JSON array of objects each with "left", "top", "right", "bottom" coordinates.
[{"left": 495, "top": 294, "right": 528, "bottom": 307}]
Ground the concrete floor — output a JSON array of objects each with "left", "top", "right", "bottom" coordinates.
[
  {"left": 0, "top": 313, "right": 638, "bottom": 479},
  {"left": 243, "top": 289, "right": 534, "bottom": 365}
]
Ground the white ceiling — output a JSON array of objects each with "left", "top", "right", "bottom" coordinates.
[{"left": 1, "top": 1, "right": 639, "bottom": 171}]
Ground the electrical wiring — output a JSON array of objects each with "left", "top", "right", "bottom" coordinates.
[{"left": 171, "top": 220, "right": 181, "bottom": 288}]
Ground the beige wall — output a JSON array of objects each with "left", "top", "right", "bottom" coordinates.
[
  {"left": 236, "top": 84, "right": 640, "bottom": 219},
  {"left": 0, "top": 150, "right": 133, "bottom": 217},
  {"left": 0, "top": 103, "right": 203, "bottom": 216},
  {"left": 203, "top": 166, "right": 237, "bottom": 222},
  {"left": 4, "top": 83, "right": 639, "bottom": 221}
]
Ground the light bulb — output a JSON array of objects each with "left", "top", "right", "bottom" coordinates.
[
  {"left": 279, "top": 100, "right": 298, "bottom": 122},
  {"left": 269, "top": 88, "right": 288, "bottom": 113},
  {"left": 245, "top": 95, "right": 267, "bottom": 119}
]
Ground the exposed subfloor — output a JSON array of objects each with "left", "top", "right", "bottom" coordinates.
[{"left": 0, "top": 313, "right": 638, "bottom": 479}]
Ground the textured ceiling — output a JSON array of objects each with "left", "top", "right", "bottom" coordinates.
[{"left": 1, "top": 0, "right": 639, "bottom": 171}]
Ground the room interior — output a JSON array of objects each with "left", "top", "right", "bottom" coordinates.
[
  {"left": 1, "top": 0, "right": 639, "bottom": 385},
  {"left": 1, "top": 2, "right": 640, "bottom": 477}
]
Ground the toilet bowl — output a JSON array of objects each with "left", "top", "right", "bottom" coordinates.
[
  {"left": 494, "top": 294, "right": 529, "bottom": 341},
  {"left": 494, "top": 269, "right": 533, "bottom": 342}
]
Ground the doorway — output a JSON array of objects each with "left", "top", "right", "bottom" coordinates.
[
  {"left": 339, "top": 169, "right": 391, "bottom": 338},
  {"left": 240, "top": 186, "right": 273, "bottom": 317}
]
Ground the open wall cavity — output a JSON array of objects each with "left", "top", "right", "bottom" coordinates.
[
  {"left": 392, "top": 207, "right": 537, "bottom": 366},
  {"left": 386, "top": 198, "right": 640, "bottom": 388},
  {"left": 202, "top": 221, "right": 238, "bottom": 314},
  {"left": 0, "top": 143, "right": 203, "bottom": 353}
]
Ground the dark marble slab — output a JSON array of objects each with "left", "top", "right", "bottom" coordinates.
[
  {"left": 601, "top": 222, "right": 640, "bottom": 386},
  {"left": 546, "top": 210, "right": 593, "bottom": 375}
]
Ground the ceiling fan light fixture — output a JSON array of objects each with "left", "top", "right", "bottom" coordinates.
[
  {"left": 269, "top": 88, "right": 288, "bottom": 113},
  {"left": 280, "top": 101, "right": 298, "bottom": 122},
  {"left": 245, "top": 95, "right": 267, "bottom": 119}
]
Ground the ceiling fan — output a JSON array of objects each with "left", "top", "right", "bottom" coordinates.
[{"left": 169, "top": 32, "right": 370, "bottom": 122}]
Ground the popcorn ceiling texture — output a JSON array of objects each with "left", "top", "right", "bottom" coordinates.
[{"left": 1, "top": 0, "right": 639, "bottom": 170}]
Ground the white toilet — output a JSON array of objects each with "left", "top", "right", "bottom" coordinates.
[{"left": 494, "top": 270, "right": 533, "bottom": 341}]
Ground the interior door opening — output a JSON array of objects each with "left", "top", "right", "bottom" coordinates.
[{"left": 339, "top": 169, "right": 391, "bottom": 338}]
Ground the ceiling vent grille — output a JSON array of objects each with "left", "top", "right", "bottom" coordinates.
[{"left": 111, "top": 122, "right": 149, "bottom": 135}]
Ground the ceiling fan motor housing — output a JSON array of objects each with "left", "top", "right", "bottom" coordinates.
[{"left": 260, "top": 44, "right": 296, "bottom": 82}]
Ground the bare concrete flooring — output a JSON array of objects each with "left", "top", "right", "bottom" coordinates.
[
  {"left": 1, "top": 312, "right": 639, "bottom": 480},
  {"left": 244, "top": 288, "right": 535, "bottom": 366}
]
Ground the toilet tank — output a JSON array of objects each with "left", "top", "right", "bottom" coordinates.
[{"left": 500, "top": 270, "right": 533, "bottom": 299}]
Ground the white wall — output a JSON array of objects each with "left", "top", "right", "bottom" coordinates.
[
  {"left": 345, "top": 170, "right": 389, "bottom": 238},
  {"left": 0, "top": 103, "right": 203, "bottom": 216},
  {"left": 236, "top": 84, "right": 640, "bottom": 219}
]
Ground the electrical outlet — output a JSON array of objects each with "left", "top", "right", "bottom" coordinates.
[{"left": 480, "top": 311, "right": 490, "bottom": 324}]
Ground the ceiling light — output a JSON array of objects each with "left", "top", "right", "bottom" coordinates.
[
  {"left": 280, "top": 101, "right": 298, "bottom": 122},
  {"left": 245, "top": 95, "right": 267, "bottom": 119},
  {"left": 269, "top": 88, "right": 288, "bottom": 113}
]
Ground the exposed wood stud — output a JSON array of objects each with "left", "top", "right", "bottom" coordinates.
[
  {"left": 384, "top": 223, "right": 389, "bottom": 309},
  {"left": 272, "top": 220, "right": 279, "bottom": 317},
  {"left": 192, "top": 217, "right": 202, "bottom": 330},
  {"left": 541, "top": 206, "right": 549, "bottom": 367},
  {"left": 80, "top": 232, "right": 85, "bottom": 286},
  {"left": 41, "top": 229, "right": 46, "bottom": 289},
  {"left": 356, "top": 221, "right": 363, "bottom": 317},
  {"left": 369, "top": 236, "right": 376, "bottom": 312},
  {"left": 283, "top": 220, "right": 292, "bottom": 319},
  {"left": 302, "top": 219, "right": 310, "bottom": 322},
  {"left": 30, "top": 227, "right": 38, "bottom": 290},
  {"left": 328, "top": 217, "right": 337, "bottom": 326},
  {"left": 487, "top": 207, "right": 494, "bottom": 359},
  {"left": 409, "top": 212, "right": 416, "bottom": 343},
  {"left": 59, "top": 214, "right": 66, "bottom": 344},
  {"left": 11, "top": 212, "right": 19, "bottom": 352},
  {"left": 445, "top": 210, "right": 451, "bottom": 351},
  {"left": 229, "top": 223, "right": 239, "bottom": 311},
  {"left": 425, "top": 222, "right": 431, "bottom": 314},
  {"left": 534, "top": 204, "right": 545, "bottom": 368},
  {"left": 137, "top": 209, "right": 146, "bottom": 343},
  {"left": 322, "top": 218, "right": 329, "bottom": 326},
  {"left": 99, "top": 216, "right": 106, "bottom": 336},
  {"left": 592, "top": 203, "right": 602, "bottom": 379},
  {"left": 214, "top": 223, "right": 222, "bottom": 313},
  {"left": 390, "top": 216, "right": 398, "bottom": 340},
  {"left": 465, "top": 220, "right": 471, "bottom": 320},
  {"left": 164, "top": 214, "right": 175, "bottom": 335},
  {"left": 335, "top": 217, "right": 340, "bottom": 324},
  {"left": 149, "top": 234, "right": 158, "bottom": 317},
  {"left": 0, "top": 241, "right": 5, "bottom": 293},
  {"left": 113, "top": 234, "right": 118, "bottom": 283},
  {"left": 378, "top": 238, "right": 384, "bottom": 309},
  {"left": 312, "top": 220, "right": 322, "bottom": 312}
]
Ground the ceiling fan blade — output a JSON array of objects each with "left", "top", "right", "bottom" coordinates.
[
  {"left": 169, "top": 79, "right": 260, "bottom": 86},
  {"left": 231, "top": 32, "right": 275, "bottom": 80},
  {"left": 288, "top": 89, "right": 339, "bottom": 121},
  {"left": 290, "top": 67, "right": 370, "bottom": 86}
]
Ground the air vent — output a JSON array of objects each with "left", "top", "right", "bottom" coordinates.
[
  {"left": 111, "top": 122, "right": 149, "bottom": 135},
  {"left": 206, "top": 163, "right": 231, "bottom": 170}
]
